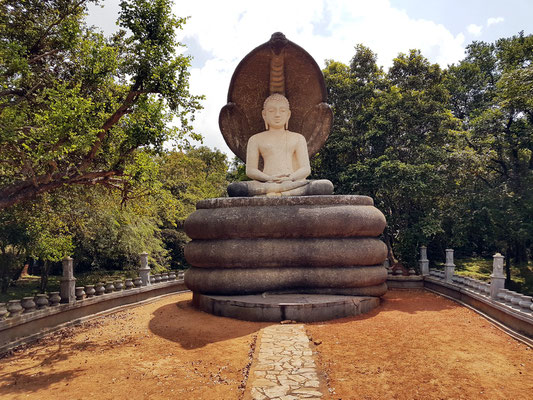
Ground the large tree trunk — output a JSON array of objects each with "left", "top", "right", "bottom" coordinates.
[
  {"left": 382, "top": 227, "right": 398, "bottom": 265},
  {"left": 40, "top": 260, "right": 50, "bottom": 293},
  {"left": 514, "top": 240, "right": 528, "bottom": 265},
  {"left": 505, "top": 246, "right": 512, "bottom": 286}
]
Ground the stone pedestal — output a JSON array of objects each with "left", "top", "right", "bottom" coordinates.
[
  {"left": 419, "top": 246, "right": 429, "bottom": 276},
  {"left": 139, "top": 252, "right": 151, "bottom": 287},
  {"left": 193, "top": 293, "right": 380, "bottom": 322},
  {"left": 184, "top": 195, "right": 388, "bottom": 320},
  {"left": 444, "top": 249, "right": 455, "bottom": 283},
  {"left": 60, "top": 257, "right": 76, "bottom": 304},
  {"left": 490, "top": 253, "right": 505, "bottom": 300}
]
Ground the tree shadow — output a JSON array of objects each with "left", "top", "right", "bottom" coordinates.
[
  {"left": 0, "top": 324, "right": 136, "bottom": 394},
  {"left": 0, "top": 336, "right": 86, "bottom": 395},
  {"left": 148, "top": 299, "right": 271, "bottom": 349},
  {"left": 0, "top": 368, "right": 84, "bottom": 396}
]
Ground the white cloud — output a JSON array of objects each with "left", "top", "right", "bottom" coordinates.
[
  {"left": 487, "top": 17, "right": 505, "bottom": 27},
  {"left": 467, "top": 24, "right": 483, "bottom": 36},
  {"left": 173, "top": 0, "right": 467, "bottom": 157}
]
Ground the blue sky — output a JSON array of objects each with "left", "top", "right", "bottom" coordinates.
[{"left": 87, "top": 0, "right": 533, "bottom": 156}]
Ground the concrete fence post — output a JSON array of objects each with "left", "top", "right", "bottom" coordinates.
[
  {"left": 139, "top": 252, "right": 151, "bottom": 286},
  {"left": 444, "top": 249, "right": 455, "bottom": 283},
  {"left": 490, "top": 253, "right": 505, "bottom": 300},
  {"left": 419, "top": 246, "right": 429, "bottom": 276},
  {"left": 60, "top": 257, "right": 76, "bottom": 303}
]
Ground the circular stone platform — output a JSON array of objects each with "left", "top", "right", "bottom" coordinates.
[
  {"left": 184, "top": 195, "right": 388, "bottom": 298},
  {"left": 192, "top": 292, "right": 380, "bottom": 322}
]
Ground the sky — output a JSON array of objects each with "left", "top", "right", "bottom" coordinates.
[{"left": 86, "top": 0, "right": 533, "bottom": 158}]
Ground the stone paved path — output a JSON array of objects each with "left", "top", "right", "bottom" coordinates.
[{"left": 249, "top": 324, "right": 323, "bottom": 400}]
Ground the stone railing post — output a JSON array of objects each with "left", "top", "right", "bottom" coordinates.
[
  {"left": 444, "top": 249, "right": 455, "bottom": 283},
  {"left": 60, "top": 256, "right": 76, "bottom": 303},
  {"left": 490, "top": 253, "right": 505, "bottom": 300},
  {"left": 419, "top": 246, "right": 429, "bottom": 276},
  {"left": 139, "top": 252, "right": 151, "bottom": 286}
]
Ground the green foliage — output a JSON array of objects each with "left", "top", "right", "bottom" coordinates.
[
  {"left": 442, "top": 258, "right": 532, "bottom": 295},
  {"left": 0, "top": 0, "right": 202, "bottom": 209},
  {"left": 0, "top": 142, "right": 229, "bottom": 292},
  {"left": 156, "top": 147, "right": 229, "bottom": 267},
  {"left": 157, "top": 146, "right": 229, "bottom": 223},
  {"left": 66, "top": 187, "right": 168, "bottom": 272},
  {"left": 444, "top": 32, "right": 533, "bottom": 271},
  {"left": 227, "top": 156, "right": 248, "bottom": 182},
  {"left": 316, "top": 35, "right": 532, "bottom": 274},
  {"left": 315, "top": 46, "right": 461, "bottom": 267}
]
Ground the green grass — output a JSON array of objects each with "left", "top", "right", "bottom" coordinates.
[
  {"left": 0, "top": 275, "right": 61, "bottom": 303},
  {"left": 435, "top": 257, "right": 533, "bottom": 296}
]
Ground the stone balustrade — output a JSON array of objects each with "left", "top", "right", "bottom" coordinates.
[
  {"left": 420, "top": 247, "right": 533, "bottom": 339},
  {"left": 0, "top": 253, "right": 186, "bottom": 321},
  {"left": 421, "top": 247, "right": 532, "bottom": 316}
]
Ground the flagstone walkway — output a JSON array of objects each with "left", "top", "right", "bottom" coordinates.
[{"left": 248, "top": 324, "right": 324, "bottom": 400}]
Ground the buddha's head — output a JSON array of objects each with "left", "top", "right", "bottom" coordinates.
[{"left": 262, "top": 94, "right": 290, "bottom": 130}]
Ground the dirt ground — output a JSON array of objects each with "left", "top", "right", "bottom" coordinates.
[
  {"left": 0, "top": 290, "right": 531, "bottom": 400},
  {"left": 307, "top": 291, "right": 533, "bottom": 400}
]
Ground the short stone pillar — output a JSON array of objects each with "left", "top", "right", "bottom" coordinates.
[
  {"left": 444, "top": 249, "right": 455, "bottom": 283},
  {"left": 60, "top": 256, "right": 76, "bottom": 303},
  {"left": 490, "top": 253, "right": 505, "bottom": 300},
  {"left": 139, "top": 252, "right": 151, "bottom": 287},
  {"left": 419, "top": 246, "right": 429, "bottom": 276}
]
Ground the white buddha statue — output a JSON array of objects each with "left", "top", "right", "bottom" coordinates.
[{"left": 227, "top": 94, "right": 333, "bottom": 197}]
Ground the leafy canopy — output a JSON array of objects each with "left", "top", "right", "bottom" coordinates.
[{"left": 0, "top": 0, "right": 202, "bottom": 209}]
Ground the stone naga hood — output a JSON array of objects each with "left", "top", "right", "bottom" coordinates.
[{"left": 219, "top": 32, "right": 333, "bottom": 162}]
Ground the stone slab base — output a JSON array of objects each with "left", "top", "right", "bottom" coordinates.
[
  {"left": 192, "top": 292, "right": 380, "bottom": 322},
  {"left": 387, "top": 275, "right": 424, "bottom": 289}
]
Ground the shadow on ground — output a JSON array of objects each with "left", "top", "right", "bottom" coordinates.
[
  {"left": 0, "top": 319, "right": 137, "bottom": 396},
  {"left": 148, "top": 290, "right": 459, "bottom": 342},
  {"left": 0, "top": 336, "right": 86, "bottom": 396},
  {"left": 148, "top": 299, "right": 271, "bottom": 349}
]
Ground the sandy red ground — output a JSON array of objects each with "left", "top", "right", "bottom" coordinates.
[{"left": 0, "top": 290, "right": 531, "bottom": 400}]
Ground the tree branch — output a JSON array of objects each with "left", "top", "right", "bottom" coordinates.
[
  {"left": 79, "top": 89, "right": 142, "bottom": 171},
  {"left": 28, "top": 49, "right": 60, "bottom": 64},
  {"left": 0, "top": 170, "right": 123, "bottom": 210},
  {"left": 30, "top": 0, "right": 89, "bottom": 55}
]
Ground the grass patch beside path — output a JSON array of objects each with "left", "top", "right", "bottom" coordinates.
[
  {"left": 436, "top": 257, "right": 533, "bottom": 296},
  {"left": 0, "top": 275, "right": 61, "bottom": 303}
]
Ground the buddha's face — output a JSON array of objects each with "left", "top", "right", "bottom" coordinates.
[{"left": 262, "top": 97, "right": 291, "bottom": 130}]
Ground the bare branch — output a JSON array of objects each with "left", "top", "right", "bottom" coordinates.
[{"left": 28, "top": 49, "right": 60, "bottom": 64}]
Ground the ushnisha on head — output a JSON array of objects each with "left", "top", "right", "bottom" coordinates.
[
  {"left": 262, "top": 94, "right": 291, "bottom": 130},
  {"left": 263, "top": 93, "right": 290, "bottom": 109}
]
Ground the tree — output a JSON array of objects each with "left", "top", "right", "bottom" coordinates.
[
  {"left": 445, "top": 33, "right": 533, "bottom": 279},
  {"left": 0, "top": 207, "right": 31, "bottom": 293},
  {"left": 0, "top": 193, "right": 73, "bottom": 293},
  {"left": 311, "top": 45, "right": 384, "bottom": 189},
  {"left": 156, "top": 147, "right": 229, "bottom": 267},
  {"left": 0, "top": 0, "right": 201, "bottom": 210},
  {"left": 315, "top": 47, "right": 461, "bottom": 267}
]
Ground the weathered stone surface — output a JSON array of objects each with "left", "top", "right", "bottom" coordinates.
[
  {"left": 283, "top": 283, "right": 388, "bottom": 297},
  {"left": 248, "top": 324, "right": 325, "bottom": 398},
  {"left": 185, "top": 195, "right": 388, "bottom": 299},
  {"left": 195, "top": 194, "right": 373, "bottom": 209},
  {"left": 193, "top": 293, "right": 381, "bottom": 322},
  {"left": 185, "top": 203, "right": 385, "bottom": 239},
  {"left": 185, "top": 237, "right": 387, "bottom": 268},
  {"left": 184, "top": 266, "right": 387, "bottom": 295}
]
